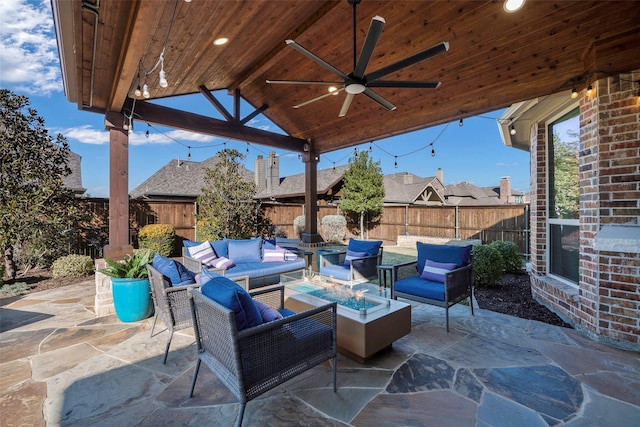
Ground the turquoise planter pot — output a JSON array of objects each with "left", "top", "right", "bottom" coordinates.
[{"left": 111, "top": 278, "right": 154, "bottom": 322}]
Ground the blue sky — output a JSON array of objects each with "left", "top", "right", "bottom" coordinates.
[{"left": 1, "top": 0, "right": 531, "bottom": 198}]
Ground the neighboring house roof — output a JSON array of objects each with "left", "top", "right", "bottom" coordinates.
[
  {"left": 383, "top": 173, "right": 444, "bottom": 204},
  {"left": 255, "top": 165, "right": 349, "bottom": 199},
  {"left": 444, "top": 182, "right": 504, "bottom": 206},
  {"left": 62, "top": 150, "right": 85, "bottom": 194},
  {"left": 129, "top": 155, "right": 253, "bottom": 199}
]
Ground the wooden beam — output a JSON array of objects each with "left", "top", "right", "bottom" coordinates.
[
  {"left": 132, "top": 99, "right": 307, "bottom": 151},
  {"left": 199, "top": 85, "right": 234, "bottom": 122},
  {"left": 241, "top": 104, "right": 269, "bottom": 125}
]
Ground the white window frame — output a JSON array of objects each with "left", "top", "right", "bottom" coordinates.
[{"left": 545, "top": 104, "right": 580, "bottom": 288}]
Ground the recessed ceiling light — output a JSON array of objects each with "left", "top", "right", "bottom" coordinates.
[
  {"left": 213, "top": 37, "right": 229, "bottom": 46},
  {"left": 504, "top": 0, "right": 525, "bottom": 13}
]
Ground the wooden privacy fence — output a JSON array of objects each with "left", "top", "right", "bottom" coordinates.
[{"left": 75, "top": 199, "right": 529, "bottom": 257}]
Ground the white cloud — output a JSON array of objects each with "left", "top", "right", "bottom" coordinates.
[
  {"left": 57, "top": 124, "right": 219, "bottom": 147},
  {"left": 0, "top": 0, "right": 61, "bottom": 94}
]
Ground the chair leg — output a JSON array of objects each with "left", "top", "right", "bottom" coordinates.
[
  {"left": 162, "top": 330, "right": 174, "bottom": 364},
  {"left": 445, "top": 307, "right": 450, "bottom": 332},
  {"left": 470, "top": 296, "right": 475, "bottom": 316},
  {"left": 332, "top": 355, "right": 337, "bottom": 393},
  {"left": 235, "top": 402, "right": 246, "bottom": 427},
  {"left": 189, "top": 359, "right": 201, "bottom": 398},
  {"left": 150, "top": 313, "right": 158, "bottom": 337}
]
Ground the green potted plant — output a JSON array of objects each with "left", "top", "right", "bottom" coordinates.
[{"left": 100, "top": 250, "right": 154, "bottom": 322}]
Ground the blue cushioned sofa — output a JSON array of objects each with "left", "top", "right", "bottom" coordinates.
[
  {"left": 389, "top": 242, "right": 474, "bottom": 332},
  {"left": 182, "top": 237, "right": 307, "bottom": 289}
]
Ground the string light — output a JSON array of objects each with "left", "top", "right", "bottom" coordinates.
[
  {"left": 333, "top": 162, "right": 336, "bottom": 170},
  {"left": 187, "top": 146, "right": 191, "bottom": 160},
  {"left": 509, "top": 123, "right": 517, "bottom": 135},
  {"left": 369, "top": 143, "right": 373, "bottom": 152},
  {"left": 570, "top": 87, "right": 578, "bottom": 99},
  {"left": 586, "top": 84, "right": 594, "bottom": 96},
  {"left": 353, "top": 147, "right": 358, "bottom": 158},
  {"left": 394, "top": 156, "right": 398, "bottom": 168},
  {"left": 459, "top": 117, "right": 463, "bottom": 127},
  {"left": 145, "top": 123, "right": 150, "bottom": 138},
  {"left": 431, "top": 147, "right": 435, "bottom": 157},
  {"left": 142, "top": 84, "right": 150, "bottom": 99},
  {"left": 246, "top": 143, "right": 250, "bottom": 154}
]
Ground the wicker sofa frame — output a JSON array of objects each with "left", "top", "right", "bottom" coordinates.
[
  {"left": 188, "top": 285, "right": 337, "bottom": 426},
  {"left": 389, "top": 260, "right": 473, "bottom": 332}
]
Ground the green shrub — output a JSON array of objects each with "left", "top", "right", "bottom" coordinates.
[
  {"left": 0, "top": 282, "right": 30, "bottom": 295},
  {"left": 138, "top": 224, "right": 175, "bottom": 256},
  {"left": 471, "top": 244, "right": 504, "bottom": 287},
  {"left": 322, "top": 215, "right": 347, "bottom": 243},
  {"left": 0, "top": 262, "right": 5, "bottom": 287},
  {"left": 489, "top": 240, "right": 524, "bottom": 273},
  {"left": 52, "top": 254, "right": 94, "bottom": 278}
]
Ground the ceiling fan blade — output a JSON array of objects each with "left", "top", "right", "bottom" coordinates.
[
  {"left": 285, "top": 40, "right": 350, "bottom": 80},
  {"left": 338, "top": 93, "right": 355, "bottom": 117},
  {"left": 363, "top": 88, "right": 396, "bottom": 111},
  {"left": 353, "top": 16, "right": 385, "bottom": 79},
  {"left": 364, "top": 41, "right": 449, "bottom": 83},
  {"left": 293, "top": 87, "right": 345, "bottom": 109},
  {"left": 267, "top": 80, "right": 344, "bottom": 85},
  {"left": 367, "top": 80, "right": 441, "bottom": 89}
]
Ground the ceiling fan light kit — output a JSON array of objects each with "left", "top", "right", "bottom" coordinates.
[{"left": 267, "top": 0, "right": 449, "bottom": 117}]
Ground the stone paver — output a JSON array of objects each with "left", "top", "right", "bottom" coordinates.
[{"left": 1, "top": 281, "right": 639, "bottom": 426}]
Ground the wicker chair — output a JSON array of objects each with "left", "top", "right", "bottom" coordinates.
[
  {"left": 188, "top": 285, "right": 337, "bottom": 427},
  {"left": 147, "top": 263, "right": 249, "bottom": 364},
  {"left": 318, "top": 248, "right": 383, "bottom": 286},
  {"left": 389, "top": 243, "right": 473, "bottom": 332}
]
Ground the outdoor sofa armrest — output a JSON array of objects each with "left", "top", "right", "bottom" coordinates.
[
  {"left": 319, "top": 251, "right": 347, "bottom": 267},
  {"left": 249, "top": 285, "right": 285, "bottom": 310},
  {"left": 443, "top": 264, "right": 473, "bottom": 304},
  {"left": 348, "top": 251, "right": 383, "bottom": 281}
]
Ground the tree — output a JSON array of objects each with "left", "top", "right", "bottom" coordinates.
[
  {"left": 551, "top": 131, "right": 579, "bottom": 219},
  {"left": 339, "top": 150, "right": 385, "bottom": 238},
  {"left": 196, "top": 149, "right": 257, "bottom": 240},
  {"left": 0, "top": 90, "right": 81, "bottom": 278}
]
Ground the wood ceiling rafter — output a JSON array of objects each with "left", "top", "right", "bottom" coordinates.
[
  {"left": 228, "top": 1, "right": 341, "bottom": 92},
  {"left": 198, "top": 85, "right": 269, "bottom": 126}
]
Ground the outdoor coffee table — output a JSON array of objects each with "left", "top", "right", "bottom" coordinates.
[{"left": 281, "top": 271, "right": 411, "bottom": 363}]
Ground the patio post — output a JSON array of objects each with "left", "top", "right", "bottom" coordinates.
[
  {"left": 103, "top": 112, "right": 134, "bottom": 260},
  {"left": 301, "top": 150, "right": 322, "bottom": 243}
]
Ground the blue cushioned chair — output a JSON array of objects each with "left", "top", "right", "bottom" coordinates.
[
  {"left": 389, "top": 242, "right": 474, "bottom": 332},
  {"left": 319, "top": 239, "right": 383, "bottom": 286}
]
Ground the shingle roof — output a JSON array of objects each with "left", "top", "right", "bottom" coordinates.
[
  {"left": 444, "top": 182, "right": 504, "bottom": 206},
  {"left": 383, "top": 173, "right": 440, "bottom": 204},
  {"left": 129, "top": 155, "right": 253, "bottom": 199},
  {"left": 255, "top": 164, "right": 349, "bottom": 198},
  {"left": 62, "top": 150, "right": 85, "bottom": 194}
]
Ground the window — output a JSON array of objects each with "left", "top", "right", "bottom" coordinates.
[{"left": 547, "top": 107, "right": 580, "bottom": 284}]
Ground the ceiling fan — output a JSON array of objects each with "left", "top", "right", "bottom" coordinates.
[{"left": 266, "top": 0, "right": 449, "bottom": 117}]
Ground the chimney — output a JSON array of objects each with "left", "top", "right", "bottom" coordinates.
[
  {"left": 266, "top": 151, "right": 279, "bottom": 192},
  {"left": 436, "top": 168, "right": 444, "bottom": 184},
  {"left": 500, "top": 176, "right": 511, "bottom": 203},
  {"left": 254, "top": 155, "right": 265, "bottom": 192},
  {"left": 403, "top": 172, "right": 413, "bottom": 185}
]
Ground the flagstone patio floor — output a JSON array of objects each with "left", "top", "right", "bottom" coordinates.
[{"left": 1, "top": 280, "right": 639, "bottom": 426}]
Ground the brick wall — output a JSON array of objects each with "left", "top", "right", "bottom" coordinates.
[{"left": 530, "top": 70, "right": 640, "bottom": 350}]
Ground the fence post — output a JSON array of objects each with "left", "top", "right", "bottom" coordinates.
[{"left": 455, "top": 205, "right": 459, "bottom": 239}]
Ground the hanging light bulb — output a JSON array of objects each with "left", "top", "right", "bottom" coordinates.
[
  {"left": 122, "top": 119, "right": 129, "bottom": 131},
  {"left": 570, "top": 87, "right": 578, "bottom": 99},
  {"left": 246, "top": 143, "right": 250, "bottom": 154},
  {"left": 586, "top": 84, "right": 594, "bottom": 96},
  {"left": 510, "top": 124, "right": 517, "bottom": 135},
  {"left": 431, "top": 148, "right": 435, "bottom": 157},
  {"left": 134, "top": 84, "right": 142, "bottom": 97},
  {"left": 333, "top": 162, "right": 336, "bottom": 170},
  {"left": 394, "top": 156, "right": 398, "bottom": 168},
  {"left": 369, "top": 143, "right": 373, "bottom": 152},
  {"left": 159, "top": 70, "right": 168, "bottom": 88},
  {"left": 187, "top": 147, "right": 191, "bottom": 160},
  {"left": 142, "top": 84, "right": 150, "bottom": 98},
  {"left": 459, "top": 117, "right": 463, "bottom": 127},
  {"left": 353, "top": 147, "right": 358, "bottom": 158},
  {"left": 145, "top": 129, "right": 149, "bottom": 138}
]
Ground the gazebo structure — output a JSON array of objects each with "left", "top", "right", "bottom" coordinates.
[{"left": 52, "top": 1, "right": 640, "bottom": 348}]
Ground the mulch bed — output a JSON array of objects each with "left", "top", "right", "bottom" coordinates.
[{"left": 474, "top": 272, "right": 572, "bottom": 328}]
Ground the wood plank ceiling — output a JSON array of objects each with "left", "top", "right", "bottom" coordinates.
[{"left": 59, "top": 0, "right": 640, "bottom": 154}]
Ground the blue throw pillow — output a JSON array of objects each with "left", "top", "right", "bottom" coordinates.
[
  {"left": 200, "top": 269, "right": 262, "bottom": 331},
  {"left": 152, "top": 254, "right": 196, "bottom": 286},
  {"left": 262, "top": 238, "right": 277, "bottom": 250},
  {"left": 343, "top": 250, "right": 368, "bottom": 266},
  {"left": 211, "top": 239, "right": 228, "bottom": 258},
  {"left": 416, "top": 242, "right": 472, "bottom": 272},
  {"left": 420, "top": 259, "right": 457, "bottom": 283},
  {"left": 347, "top": 238, "right": 382, "bottom": 256},
  {"left": 228, "top": 238, "right": 262, "bottom": 263},
  {"left": 254, "top": 300, "right": 283, "bottom": 322}
]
